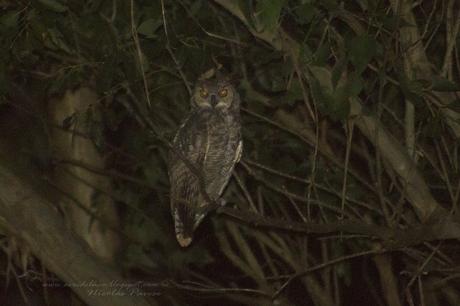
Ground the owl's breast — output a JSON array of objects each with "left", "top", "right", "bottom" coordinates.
[
  {"left": 201, "top": 112, "right": 240, "bottom": 182},
  {"left": 210, "top": 110, "right": 239, "bottom": 140},
  {"left": 171, "top": 108, "right": 241, "bottom": 188}
]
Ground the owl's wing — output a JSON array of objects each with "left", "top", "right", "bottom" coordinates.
[
  {"left": 170, "top": 114, "right": 208, "bottom": 170},
  {"left": 168, "top": 112, "right": 211, "bottom": 241}
]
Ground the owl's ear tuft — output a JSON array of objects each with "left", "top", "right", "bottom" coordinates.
[
  {"left": 199, "top": 68, "right": 217, "bottom": 80},
  {"left": 198, "top": 64, "right": 230, "bottom": 81},
  {"left": 226, "top": 73, "right": 241, "bottom": 87}
]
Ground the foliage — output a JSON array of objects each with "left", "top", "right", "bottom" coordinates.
[{"left": 1, "top": 0, "right": 460, "bottom": 305}]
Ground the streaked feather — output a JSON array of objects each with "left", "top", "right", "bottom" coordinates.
[{"left": 168, "top": 78, "right": 241, "bottom": 247}]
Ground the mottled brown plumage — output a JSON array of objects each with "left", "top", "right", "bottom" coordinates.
[{"left": 168, "top": 73, "right": 242, "bottom": 247}]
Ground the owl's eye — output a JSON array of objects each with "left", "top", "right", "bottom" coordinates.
[
  {"left": 218, "top": 88, "right": 228, "bottom": 97},
  {"left": 200, "top": 88, "right": 209, "bottom": 98}
]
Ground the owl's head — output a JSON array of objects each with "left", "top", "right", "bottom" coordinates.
[{"left": 192, "top": 75, "right": 238, "bottom": 111}]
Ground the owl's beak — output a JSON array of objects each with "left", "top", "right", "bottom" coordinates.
[{"left": 210, "top": 95, "right": 217, "bottom": 107}]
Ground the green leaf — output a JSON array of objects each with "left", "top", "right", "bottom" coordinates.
[
  {"left": 189, "top": 0, "right": 203, "bottom": 16},
  {"left": 320, "top": 0, "right": 339, "bottom": 11},
  {"left": 255, "top": 0, "right": 286, "bottom": 32},
  {"left": 313, "top": 42, "right": 330, "bottom": 66},
  {"left": 331, "top": 56, "right": 347, "bottom": 88},
  {"left": 137, "top": 18, "right": 162, "bottom": 39},
  {"left": 310, "top": 69, "right": 357, "bottom": 121},
  {"left": 238, "top": 0, "right": 256, "bottom": 29},
  {"left": 37, "top": 0, "right": 68, "bottom": 13},
  {"left": 422, "top": 117, "right": 443, "bottom": 138},
  {"left": 285, "top": 78, "right": 304, "bottom": 104},
  {"left": 431, "top": 76, "right": 460, "bottom": 92},
  {"left": 124, "top": 244, "right": 157, "bottom": 269},
  {"left": 382, "top": 15, "right": 399, "bottom": 31},
  {"left": 295, "top": 3, "right": 316, "bottom": 24},
  {"left": 46, "top": 28, "right": 73, "bottom": 53},
  {"left": 446, "top": 99, "right": 460, "bottom": 112},
  {"left": 329, "top": 89, "right": 351, "bottom": 120},
  {"left": 299, "top": 43, "right": 313, "bottom": 66},
  {"left": 0, "top": 11, "right": 18, "bottom": 28},
  {"left": 398, "top": 73, "right": 424, "bottom": 105},
  {"left": 343, "top": 73, "right": 364, "bottom": 97},
  {"left": 347, "top": 34, "right": 378, "bottom": 73},
  {"left": 356, "top": 0, "right": 369, "bottom": 11}
]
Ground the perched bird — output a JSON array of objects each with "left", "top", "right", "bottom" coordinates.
[{"left": 168, "top": 72, "right": 242, "bottom": 247}]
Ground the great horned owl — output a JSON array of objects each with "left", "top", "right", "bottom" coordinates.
[{"left": 168, "top": 73, "right": 242, "bottom": 247}]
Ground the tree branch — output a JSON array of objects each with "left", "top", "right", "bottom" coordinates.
[
  {"left": 213, "top": 0, "right": 441, "bottom": 220},
  {"left": 0, "top": 163, "right": 155, "bottom": 306}
]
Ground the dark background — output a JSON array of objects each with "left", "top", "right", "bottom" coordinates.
[{"left": 1, "top": 0, "right": 460, "bottom": 305}]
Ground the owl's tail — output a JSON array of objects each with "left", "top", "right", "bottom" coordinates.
[
  {"left": 172, "top": 198, "right": 195, "bottom": 247},
  {"left": 171, "top": 172, "right": 203, "bottom": 247},
  {"left": 176, "top": 233, "right": 192, "bottom": 248}
]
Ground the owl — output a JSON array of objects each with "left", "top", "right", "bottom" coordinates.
[{"left": 168, "top": 73, "right": 242, "bottom": 247}]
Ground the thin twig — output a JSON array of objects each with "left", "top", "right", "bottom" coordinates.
[
  {"left": 130, "top": 0, "right": 152, "bottom": 109},
  {"left": 340, "top": 120, "right": 354, "bottom": 219},
  {"left": 272, "top": 249, "right": 382, "bottom": 299},
  {"left": 160, "top": 0, "right": 192, "bottom": 95},
  {"left": 233, "top": 171, "right": 258, "bottom": 212}
]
